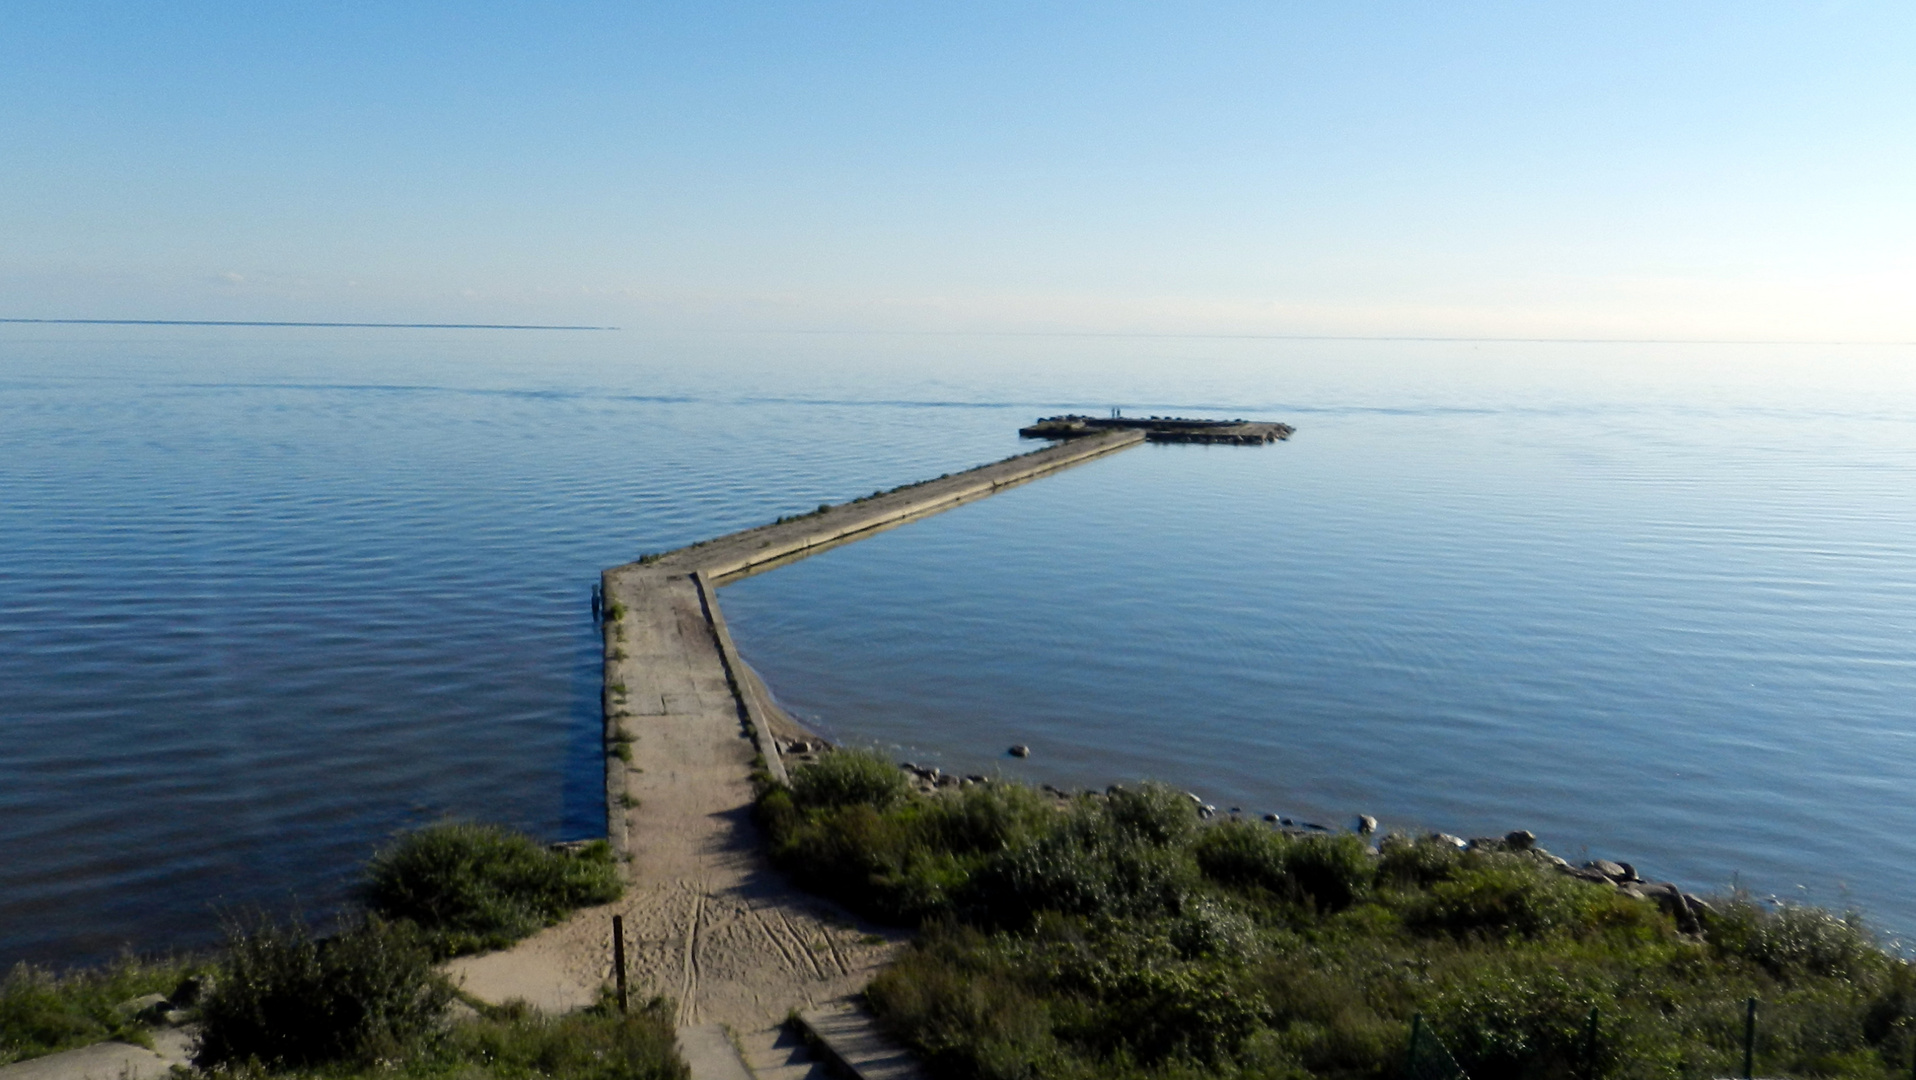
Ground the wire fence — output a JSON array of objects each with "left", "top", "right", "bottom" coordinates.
[{"left": 1403, "top": 998, "right": 1914, "bottom": 1080}]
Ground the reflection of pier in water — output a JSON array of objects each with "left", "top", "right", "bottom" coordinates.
[{"left": 589, "top": 416, "right": 1287, "bottom": 1035}]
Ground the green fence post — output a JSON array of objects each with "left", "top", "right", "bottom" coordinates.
[
  {"left": 1583, "top": 1006, "right": 1600, "bottom": 1080},
  {"left": 612, "top": 914, "right": 629, "bottom": 1013},
  {"left": 1405, "top": 1013, "right": 1424, "bottom": 1078},
  {"left": 1743, "top": 997, "right": 1757, "bottom": 1080}
]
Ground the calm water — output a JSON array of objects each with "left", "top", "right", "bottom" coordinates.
[{"left": 3, "top": 326, "right": 1914, "bottom": 964}]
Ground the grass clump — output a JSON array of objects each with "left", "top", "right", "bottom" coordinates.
[
  {"left": 195, "top": 914, "right": 453, "bottom": 1069},
  {"left": 760, "top": 763, "right": 1916, "bottom": 1080},
  {"left": 433, "top": 995, "right": 686, "bottom": 1080},
  {"left": 1, "top": 955, "right": 204, "bottom": 1065},
  {"left": 195, "top": 914, "right": 683, "bottom": 1077},
  {"left": 364, "top": 823, "right": 623, "bottom": 958},
  {"left": 6, "top": 821, "right": 675, "bottom": 1078}
]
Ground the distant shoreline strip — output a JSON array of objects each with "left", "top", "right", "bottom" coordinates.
[
  {"left": 768, "top": 329, "right": 1912, "bottom": 346},
  {"left": 0, "top": 318, "right": 615, "bottom": 330}
]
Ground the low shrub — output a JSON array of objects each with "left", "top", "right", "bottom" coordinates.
[
  {"left": 761, "top": 770, "right": 1916, "bottom": 1080},
  {"left": 0, "top": 956, "right": 201, "bottom": 1065},
  {"left": 789, "top": 749, "right": 910, "bottom": 810},
  {"left": 441, "top": 994, "right": 686, "bottom": 1080},
  {"left": 363, "top": 822, "right": 622, "bottom": 957},
  {"left": 1101, "top": 782, "right": 1201, "bottom": 847},
  {"left": 1429, "top": 966, "right": 1617, "bottom": 1080},
  {"left": 194, "top": 913, "right": 454, "bottom": 1069},
  {"left": 1376, "top": 832, "right": 1466, "bottom": 887},
  {"left": 1194, "top": 822, "right": 1374, "bottom": 911},
  {"left": 925, "top": 781, "right": 1056, "bottom": 855},
  {"left": 1711, "top": 899, "right": 1889, "bottom": 982},
  {"left": 959, "top": 814, "right": 1198, "bottom": 929},
  {"left": 1407, "top": 859, "right": 1644, "bottom": 941}
]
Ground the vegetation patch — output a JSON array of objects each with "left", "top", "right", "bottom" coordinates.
[
  {"left": 0, "top": 955, "right": 206, "bottom": 1065},
  {"left": 195, "top": 914, "right": 453, "bottom": 1069},
  {"left": 761, "top": 751, "right": 1916, "bottom": 1080},
  {"left": 5, "top": 822, "right": 664, "bottom": 1077},
  {"left": 364, "top": 823, "right": 623, "bottom": 958},
  {"left": 192, "top": 915, "right": 683, "bottom": 1079},
  {"left": 188, "top": 917, "right": 679, "bottom": 1078}
]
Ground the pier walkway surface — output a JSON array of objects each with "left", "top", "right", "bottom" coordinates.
[{"left": 447, "top": 430, "right": 1143, "bottom": 1075}]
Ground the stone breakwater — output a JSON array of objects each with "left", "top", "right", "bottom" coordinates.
[{"left": 1019, "top": 413, "right": 1295, "bottom": 445}]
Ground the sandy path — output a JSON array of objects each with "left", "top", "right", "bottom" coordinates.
[{"left": 447, "top": 569, "right": 899, "bottom": 1028}]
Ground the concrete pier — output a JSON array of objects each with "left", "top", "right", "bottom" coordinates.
[
  {"left": 583, "top": 429, "right": 1144, "bottom": 1035},
  {"left": 627, "top": 427, "right": 1144, "bottom": 584}
]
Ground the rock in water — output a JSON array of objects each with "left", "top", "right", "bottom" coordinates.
[
  {"left": 1356, "top": 814, "right": 1378, "bottom": 835},
  {"left": 1504, "top": 829, "right": 1536, "bottom": 851},
  {"left": 1008, "top": 744, "right": 1030, "bottom": 758}
]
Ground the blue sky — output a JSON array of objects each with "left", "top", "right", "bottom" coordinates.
[{"left": 2, "top": 2, "right": 1911, "bottom": 338}]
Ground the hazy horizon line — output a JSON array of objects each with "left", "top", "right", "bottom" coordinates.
[
  {"left": 6, "top": 318, "right": 1912, "bottom": 346},
  {"left": 0, "top": 318, "right": 616, "bottom": 330},
  {"left": 765, "top": 328, "right": 1916, "bottom": 346}
]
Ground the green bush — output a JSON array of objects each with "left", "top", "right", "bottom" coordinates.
[
  {"left": 959, "top": 820, "right": 1197, "bottom": 929},
  {"left": 1408, "top": 859, "right": 1646, "bottom": 941},
  {"left": 363, "top": 823, "right": 622, "bottom": 957},
  {"left": 1712, "top": 899, "right": 1889, "bottom": 982},
  {"left": 1376, "top": 832, "right": 1466, "bottom": 887},
  {"left": 926, "top": 782, "right": 1056, "bottom": 855},
  {"left": 789, "top": 750, "right": 910, "bottom": 810},
  {"left": 194, "top": 913, "right": 454, "bottom": 1068},
  {"left": 1430, "top": 966, "right": 1616, "bottom": 1080},
  {"left": 1169, "top": 897, "right": 1258, "bottom": 960},
  {"left": 0, "top": 956, "right": 201, "bottom": 1065},
  {"left": 441, "top": 995, "right": 686, "bottom": 1080},
  {"left": 1102, "top": 782, "right": 1201, "bottom": 847},
  {"left": 761, "top": 771, "right": 1916, "bottom": 1080},
  {"left": 1193, "top": 822, "right": 1374, "bottom": 911}
]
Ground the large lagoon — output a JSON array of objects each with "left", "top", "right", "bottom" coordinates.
[{"left": 3, "top": 325, "right": 1913, "bottom": 964}]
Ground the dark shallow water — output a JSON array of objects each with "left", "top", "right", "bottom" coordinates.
[{"left": 3, "top": 325, "right": 1914, "bottom": 963}]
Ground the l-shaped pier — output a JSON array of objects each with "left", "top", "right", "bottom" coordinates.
[
  {"left": 448, "top": 419, "right": 1283, "bottom": 1071},
  {"left": 588, "top": 429, "right": 1145, "bottom": 1037},
  {"left": 450, "top": 417, "right": 1287, "bottom": 1073}
]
